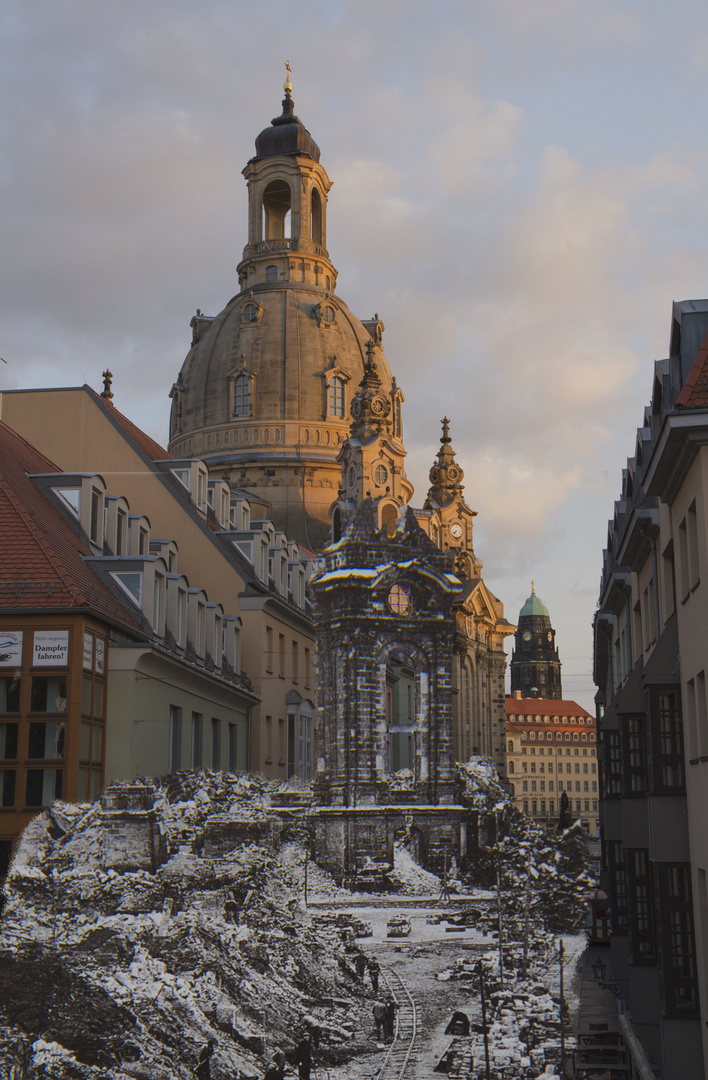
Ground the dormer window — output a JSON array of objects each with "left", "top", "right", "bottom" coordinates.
[
  {"left": 321, "top": 363, "right": 350, "bottom": 419},
  {"left": 234, "top": 373, "right": 251, "bottom": 416},
  {"left": 329, "top": 376, "right": 345, "bottom": 417},
  {"left": 112, "top": 572, "right": 143, "bottom": 606},
  {"left": 244, "top": 303, "right": 258, "bottom": 322},
  {"left": 54, "top": 488, "right": 81, "bottom": 516},
  {"left": 314, "top": 301, "right": 338, "bottom": 330}
]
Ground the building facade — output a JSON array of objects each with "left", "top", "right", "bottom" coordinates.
[
  {"left": 593, "top": 299, "right": 708, "bottom": 1079},
  {"left": 505, "top": 696, "right": 599, "bottom": 835},
  {"left": 0, "top": 385, "right": 315, "bottom": 784},
  {"left": 509, "top": 585, "right": 562, "bottom": 699},
  {"left": 0, "top": 420, "right": 258, "bottom": 874}
]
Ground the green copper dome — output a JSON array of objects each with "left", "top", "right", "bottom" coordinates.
[{"left": 519, "top": 584, "right": 549, "bottom": 619}]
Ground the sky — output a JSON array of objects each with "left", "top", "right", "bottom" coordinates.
[{"left": 2, "top": 0, "right": 708, "bottom": 712}]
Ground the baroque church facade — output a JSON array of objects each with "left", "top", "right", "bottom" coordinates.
[{"left": 168, "top": 72, "right": 513, "bottom": 779}]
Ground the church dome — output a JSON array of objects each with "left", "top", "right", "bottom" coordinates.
[
  {"left": 519, "top": 587, "right": 550, "bottom": 620},
  {"left": 168, "top": 77, "right": 402, "bottom": 548},
  {"left": 174, "top": 287, "right": 395, "bottom": 438},
  {"left": 254, "top": 95, "right": 321, "bottom": 162}
]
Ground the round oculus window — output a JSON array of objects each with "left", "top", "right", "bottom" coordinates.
[
  {"left": 388, "top": 583, "right": 412, "bottom": 615},
  {"left": 374, "top": 464, "right": 388, "bottom": 486}
]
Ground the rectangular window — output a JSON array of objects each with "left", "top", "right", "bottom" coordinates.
[
  {"left": 211, "top": 718, "right": 221, "bottom": 770},
  {"left": 278, "top": 717, "right": 285, "bottom": 765},
  {"left": 90, "top": 486, "right": 101, "bottom": 544},
  {"left": 25, "top": 768, "right": 63, "bottom": 808},
  {"left": 292, "top": 641, "right": 298, "bottom": 682},
  {"left": 228, "top": 723, "right": 238, "bottom": 772},
  {"left": 0, "top": 723, "right": 18, "bottom": 759},
  {"left": 265, "top": 627, "right": 273, "bottom": 672},
  {"left": 0, "top": 676, "right": 21, "bottom": 713},
  {"left": 304, "top": 648, "right": 311, "bottom": 687},
  {"left": 278, "top": 634, "right": 285, "bottom": 677},
  {"left": 0, "top": 769, "right": 16, "bottom": 808},
  {"left": 27, "top": 722, "right": 65, "bottom": 760},
  {"left": 625, "top": 716, "right": 647, "bottom": 794},
  {"left": 170, "top": 706, "right": 182, "bottom": 771},
  {"left": 265, "top": 715, "right": 273, "bottom": 763},
  {"left": 30, "top": 676, "right": 67, "bottom": 714},
  {"left": 192, "top": 713, "right": 203, "bottom": 768},
  {"left": 627, "top": 848, "right": 654, "bottom": 962}
]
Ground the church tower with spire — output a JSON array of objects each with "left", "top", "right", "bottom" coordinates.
[
  {"left": 510, "top": 584, "right": 562, "bottom": 698},
  {"left": 168, "top": 65, "right": 407, "bottom": 549},
  {"left": 411, "top": 420, "right": 515, "bottom": 774}
]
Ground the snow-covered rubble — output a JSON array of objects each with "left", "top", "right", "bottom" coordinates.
[{"left": 0, "top": 766, "right": 592, "bottom": 1077}]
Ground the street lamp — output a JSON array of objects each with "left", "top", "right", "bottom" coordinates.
[{"left": 591, "top": 957, "right": 606, "bottom": 982}]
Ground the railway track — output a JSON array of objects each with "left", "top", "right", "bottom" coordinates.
[{"left": 375, "top": 965, "right": 418, "bottom": 1080}]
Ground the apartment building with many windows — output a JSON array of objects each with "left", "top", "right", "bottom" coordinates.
[
  {"left": 505, "top": 695, "right": 599, "bottom": 835},
  {"left": 593, "top": 299, "right": 708, "bottom": 1079}
]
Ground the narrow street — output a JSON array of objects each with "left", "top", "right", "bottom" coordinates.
[{"left": 314, "top": 901, "right": 585, "bottom": 1080}]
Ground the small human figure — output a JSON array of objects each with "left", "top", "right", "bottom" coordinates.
[
  {"left": 385, "top": 999, "right": 398, "bottom": 1042},
  {"left": 194, "top": 1039, "right": 215, "bottom": 1080},
  {"left": 354, "top": 952, "right": 367, "bottom": 980},
  {"left": 270, "top": 1046, "right": 286, "bottom": 1080},
  {"left": 295, "top": 1035, "right": 312, "bottom": 1080},
  {"left": 368, "top": 957, "right": 380, "bottom": 995},
  {"left": 373, "top": 1000, "right": 387, "bottom": 1041}
]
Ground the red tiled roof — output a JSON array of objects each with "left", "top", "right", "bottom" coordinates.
[
  {"left": 676, "top": 331, "right": 708, "bottom": 408},
  {"left": 85, "top": 385, "right": 172, "bottom": 461},
  {"left": 505, "top": 696, "right": 593, "bottom": 719},
  {"left": 0, "top": 420, "right": 145, "bottom": 633}
]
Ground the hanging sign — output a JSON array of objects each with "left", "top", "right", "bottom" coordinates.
[
  {"left": 83, "top": 632, "right": 93, "bottom": 670},
  {"left": 95, "top": 639, "right": 105, "bottom": 675}
]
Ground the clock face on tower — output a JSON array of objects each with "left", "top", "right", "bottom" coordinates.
[
  {"left": 450, "top": 523, "right": 463, "bottom": 539},
  {"left": 522, "top": 630, "right": 532, "bottom": 642}
]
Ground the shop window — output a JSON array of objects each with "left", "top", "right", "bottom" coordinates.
[
  {"left": 0, "top": 770, "right": 15, "bottom": 808},
  {"left": 0, "top": 724, "right": 18, "bottom": 759},
  {"left": 27, "top": 722, "right": 65, "bottom": 760},
  {"left": 25, "top": 768, "right": 62, "bottom": 808},
  {"left": 0, "top": 676, "right": 20, "bottom": 713},
  {"left": 30, "top": 676, "right": 67, "bottom": 714}
]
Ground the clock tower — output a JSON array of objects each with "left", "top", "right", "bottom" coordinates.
[{"left": 509, "top": 583, "right": 563, "bottom": 699}]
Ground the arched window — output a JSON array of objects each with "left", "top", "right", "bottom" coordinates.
[
  {"left": 263, "top": 180, "right": 291, "bottom": 240},
  {"left": 311, "top": 187, "right": 322, "bottom": 245},
  {"left": 266, "top": 265, "right": 278, "bottom": 282},
  {"left": 332, "top": 507, "right": 342, "bottom": 543},
  {"left": 328, "top": 376, "right": 345, "bottom": 417},
  {"left": 508, "top": 761, "right": 515, "bottom": 774},
  {"left": 234, "top": 373, "right": 251, "bottom": 416},
  {"left": 508, "top": 740, "right": 513, "bottom": 753}
]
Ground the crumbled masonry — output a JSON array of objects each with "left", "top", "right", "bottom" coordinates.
[{"left": 0, "top": 766, "right": 592, "bottom": 1077}]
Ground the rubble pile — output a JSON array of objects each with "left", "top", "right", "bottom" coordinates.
[{"left": 0, "top": 774, "right": 373, "bottom": 1080}]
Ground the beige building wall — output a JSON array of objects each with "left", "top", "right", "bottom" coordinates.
[
  {"left": 1, "top": 386, "right": 316, "bottom": 780},
  {"left": 107, "top": 650, "right": 251, "bottom": 783}
]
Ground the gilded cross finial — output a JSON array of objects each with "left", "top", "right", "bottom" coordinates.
[
  {"left": 101, "top": 370, "right": 114, "bottom": 403},
  {"left": 531, "top": 580, "right": 535, "bottom": 594},
  {"left": 284, "top": 60, "right": 293, "bottom": 97}
]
